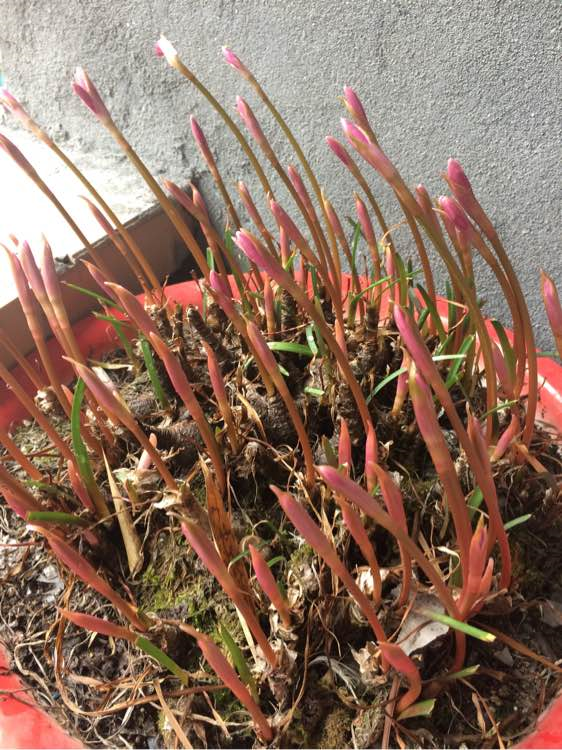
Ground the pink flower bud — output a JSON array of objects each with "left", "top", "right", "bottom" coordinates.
[
  {"left": 105, "top": 283, "right": 159, "bottom": 339},
  {"left": 355, "top": 195, "right": 375, "bottom": 246},
  {"left": 287, "top": 164, "right": 314, "bottom": 217},
  {"left": 365, "top": 423, "right": 379, "bottom": 488},
  {"left": 325, "top": 136, "right": 354, "bottom": 168},
  {"left": 221, "top": 47, "right": 251, "bottom": 79},
  {"left": 340, "top": 117, "right": 370, "bottom": 145},
  {"left": 0, "top": 132, "right": 40, "bottom": 180},
  {"left": 249, "top": 543, "right": 291, "bottom": 627},
  {"left": 154, "top": 35, "right": 178, "bottom": 65},
  {"left": 235, "top": 96, "right": 266, "bottom": 147},
  {"left": 0, "top": 88, "right": 33, "bottom": 128},
  {"left": 269, "top": 199, "right": 307, "bottom": 251},
  {"left": 540, "top": 270, "right": 562, "bottom": 359},
  {"left": 438, "top": 196, "right": 471, "bottom": 233},
  {"left": 343, "top": 123, "right": 398, "bottom": 183},
  {"left": 72, "top": 68, "right": 111, "bottom": 123},
  {"left": 447, "top": 158, "right": 473, "bottom": 195},
  {"left": 60, "top": 609, "right": 136, "bottom": 641},
  {"left": 234, "top": 229, "right": 278, "bottom": 279},
  {"left": 338, "top": 418, "right": 352, "bottom": 472},
  {"left": 81, "top": 260, "right": 119, "bottom": 305},
  {"left": 190, "top": 115, "right": 213, "bottom": 160},
  {"left": 343, "top": 86, "right": 370, "bottom": 131},
  {"left": 415, "top": 184, "right": 441, "bottom": 236}
]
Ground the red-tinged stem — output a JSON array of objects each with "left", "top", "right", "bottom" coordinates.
[
  {"left": 0, "top": 462, "right": 42, "bottom": 516},
  {"left": 43, "top": 532, "right": 146, "bottom": 630},
  {"left": 148, "top": 334, "right": 225, "bottom": 492},
  {"left": 0, "top": 356, "right": 76, "bottom": 465},
  {"left": 247, "top": 322, "right": 315, "bottom": 487},
  {"left": 236, "top": 232, "right": 374, "bottom": 435},
  {"left": 67, "top": 459, "right": 96, "bottom": 513},
  {"left": 72, "top": 360, "right": 178, "bottom": 491},
  {"left": 0, "top": 429, "right": 42, "bottom": 480},
  {"left": 3, "top": 245, "right": 73, "bottom": 419},
  {"left": 491, "top": 412, "right": 521, "bottom": 462},
  {"left": 60, "top": 609, "right": 137, "bottom": 641},
  {"left": 202, "top": 341, "right": 239, "bottom": 453},
  {"left": 336, "top": 496, "right": 383, "bottom": 604},
  {"left": 181, "top": 521, "right": 277, "bottom": 667},
  {"left": 249, "top": 543, "right": 292, "bottom": 627},
  {"left": 378, "top": 642, "right": 422, "bottom": 713},
  {"left": 272, "top": 485, "right": 387, "bottom": 644},
  {"left": 102, "top": 122, "right": 210, "bottom": 279},
  {"left": 237, "top": 180, "right": 278, "bottom": 256},
  {"left": 263, "top": 275, "right": 276, "bottom": 336},
  {"left": 227, "top": 58, "right": 342, "bottom": 292},
  {"left": 408, "top": 367, "right": 472, "bottom": 577},
  {"left": 178, "top": 621, "right": 273, "bottom": 741},
  {"left": 0, "top": 326, "right": 45, "bottom": 391},
  {"left": 190, "top": 115, "right": 241, "bottom": 229},
  {"left": 369, "top": 463, "right": 412, "bottom": 608}
]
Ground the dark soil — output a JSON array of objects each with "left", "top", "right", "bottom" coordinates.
[{"left": 1, "top": 298, "right": 561, "bottom": 748}]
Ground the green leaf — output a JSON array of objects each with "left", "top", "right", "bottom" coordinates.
[
  {"left": 350, "top": 221, "right": 361, "bottom": 278},
  {"left": 136, "top": 636, "right": 188, "bottom": 684},
  {"left": 480, "top": 399, "right": 518, "bottom": 419},
  {"left": 94, "top": 313, "right": 136, "bottom": 363},
  {"left": 71, "top": 379, "right": 105, "bottom": 514},
  {"left": 397, "top": 699, "right": 436, "bottom": 721},
  {"left": 267, "top": 341, "right": 314, "bottom": 357},
  {"left": 491, "top": 320, "right": 516, "bottom": 384},
  {"left": 305, "top": 324, "right": 319, "bottom": 356},
  {"left": 219, "top": 623, "right": 258, "bottom": 699},
  {"left": 304, "top": 386, "right": 324, "bottom": 398},
  {"left": 367, "top": 367, "right": 407, "bottom": 404},
  {"left": 468, "top": 486, "right": 484, "bottom": 521},
  {"left": 441, "top": 664, "right": 480, "bottom": 681},
  {"left": 417, "top": 284, "right": 446, "bottom": 343},
  {"left": 139, "top": 336, "right": 169, "bottom": 409},
  {"left": 421, "top": 610, "right": 496, "bottom": 642},
  {"left": 504, "top": 513, "right": 532, "bottom": 531},
  {"left": 63, "top": 282, "right": 120, "bottom": 310},
  {"left": 206, "top": 247, "right": 215, "bottom": 272},
  {"left": 27, "top": 511, "right": 89, "bottom": 526},
  {"left": 445, "top": 334, "right": 476, "bottom": 389}
]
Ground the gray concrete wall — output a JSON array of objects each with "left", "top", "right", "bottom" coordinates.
[{"left": 1, "top": 0, "right": 560, "bottom": 348}]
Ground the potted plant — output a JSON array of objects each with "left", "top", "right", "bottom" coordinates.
[{"left": 0, "top": 37, "right": 560, "bottom": 748}]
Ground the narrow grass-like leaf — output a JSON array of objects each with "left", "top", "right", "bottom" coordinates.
[
  {"left": 504, "top": 513, "right": 532, "bottom": 531},
  {"left": 421, "top": 610, "right": 496, "bottom": 642},
  {"left": 417, "top": 284, "right": 446, "bottom": 343},
  {"left": 481, "top": 399, "right": 518, "bottom": 419},
  {"left": 441, "top": 664, "right": 480, "bottom": 681},
  {"left": 94, "top": 312, "right": 136, "bottom": 363},
  {"left": 140, "top": 336, "right": 169, "bottom": 409},
  {"left": 397, "top": 699, "right": 436, "bottom": 721},
  {"left": 445, "top": 334, "right": 476, "bottom": 388},
  {"left": 305, "top": 324, "right": 319, "bottom": 356},
  {"left": 367, "top": 367, "right": 407, "bottom": 403},
  {"left": 63, "top": 281, "right": 120, "bottom": 310},
  {"left": 491, "top": 320, "right": 516, "bottom": 385},
  {"left": 219, "top": 622, "right": 258, "bottom": 699},
  {"left": 71, "top": 379, "right": 109, "bottom": 518},
  {"left": 468, "top": 486, "right": 484, "bottom": 520},
  {"left": 267, "top": 341, "right": 314, "bottom": 357},
  {"left": 136, "top": 636, "right": 188, "bottom": 683},
  {"left": 27, "top": 511, "right": 88, "bottom": 526},
  {"left": 304, "top": 386, "right": 324, "bottom": 398}
]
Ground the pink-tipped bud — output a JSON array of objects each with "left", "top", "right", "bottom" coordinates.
[
  {"left": 269, "top": 199, "right": 308, "bottom": 253},
  {"left": 60, "top": 609, "right": 136, "bottom": 641},
  {"left": 447, "top": 158, "right": 473, "bottom": 195},
  {"left": 325, "top": 136, "right": 354, "bottom": 168},
  {"left": 540, "top": 270, "right": 562, "bottom": 359},
  {"left": 105, "top": 283, "right": 159, "bottom": 339},
  {"left": 355, "top": 195, "right": 375, "bottom": 246},
  {"left": 137, "top": 433, "right": 157, "bottom": 474},
  {"left": 72, "top": 68, "right": 111, "bottom": 123},
  {"left": 191, "top": 183, "right": 210, "bottom": 219},
  {"left": 81, "top": 260, "right": 119, "bottom": 305},
  {"left": 365, "top": 423, "right": 379, "bottom": 489},
  {"left": 0, "top": 88, "right": 33, "bottom": 128},
  {"left": 287, "top": 164, "right": 314, "bottom": 217},
  {"left": 246, "top": 321, "right": 278, "bottom": 373},
  {"left": 189, "top": 115, "right": 212, "bottom": 158},
  {"left": 491, "top": 413, "right": 521, "bottom": 462},
  {"left": 438, "top": 196, "right": 471, "bottom": 234},
  {"left": 338, "top": 418, "right": 352, "bottom": 472},
  {"left": 235, "top": 96, "right": 267, "bottom": 147},
  {"left": 154, "top": 35, "right": 178, "bottom": 65},
  {"left": 0, "top": 132, "right": 40, "bottom": 180},
  {"left": 209, "top": 270, "right": 236, "bottom": 317},
  {"left": 17, "top": 240, "right": 46, "bottom": 297},
  {"left": 342, "top": 123, "right": 398, "bottom": 183},
  {"left": 234, "top": 229, "right": 278, "bottom": 279},
  {"left": 340, "top": 117, "right": 370, "bottom": 146},
  {"left": 222, "top": 47, "right": 251, "bottom": 78},
  {"left": 249, "top": 543, "right": 291, "bottom": 627},
  {"left": 467, "top": 522, "right": 488, "bottom": 592},
  {"left": 415, "top": 184, "right": 441, "bottom": 236},
  {"left": 378, "top": 642, "right": 421, "bottom": 712},
  {"left": 343, "top": 86, "right": 370, "bottom": 131}
]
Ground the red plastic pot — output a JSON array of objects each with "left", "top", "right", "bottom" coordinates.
[{"left": 0, "top": 278, "right": 560, "bottom": 748}]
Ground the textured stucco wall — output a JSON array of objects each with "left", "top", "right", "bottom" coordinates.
[{"left": 1, "top": 0, "right": 560, "bottom": 347}]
